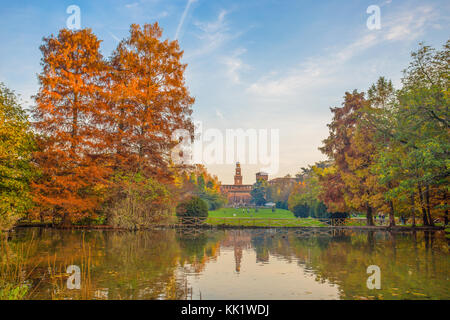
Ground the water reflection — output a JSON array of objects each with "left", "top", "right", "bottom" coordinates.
[{"left": 5, "top": 228, "right": 450, "bottom": 300}]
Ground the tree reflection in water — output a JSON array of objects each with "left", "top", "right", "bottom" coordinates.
[{"left": 4, "top": 228, "right": 449, "bottom": 300}]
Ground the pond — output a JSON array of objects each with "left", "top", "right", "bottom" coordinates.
[{"left": 3, "top": 227, "right": 449, "bottom": 300}]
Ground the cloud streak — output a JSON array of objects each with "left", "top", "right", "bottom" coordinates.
[{"left": 175, "top": 0, "right": 196, "bottom": 40}]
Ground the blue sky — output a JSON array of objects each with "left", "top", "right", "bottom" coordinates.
[{"left": 0, "top": 0, "right": 449, "bottom": 183}]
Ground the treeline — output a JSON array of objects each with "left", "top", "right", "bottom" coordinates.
[
  {"left": 0, "top": 24, "right": 225, "bottom": 231},
  {"left": 249, "top": 163, "right": 347, "bottom": 219},
  {"left": 177, "top": 164, "right": 227, "bottom": 211},
  {"left": 290, "top": 40, "right": 449, "bottom": 226},
  {"left": 287, "top": 162, "right": 348, "bottom": 219}
]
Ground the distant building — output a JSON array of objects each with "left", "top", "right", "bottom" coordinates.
[
  {"left": 264, "top": 202, "right": 276, "bottom": 207},
  {"left": 220, "top": 163, "right": 252, "bottom": 206},
  {"left": 268, "top": 176, "right": 298, "bottom": 186},
  {"left": 255, "top": 171, "right": 268, "bottom": 182},
  {"left": 220, "top": 163, "right": 298, "bottom": 207}
]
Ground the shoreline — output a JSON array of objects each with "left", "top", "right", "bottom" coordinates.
[{"left": 13, "top": 222, "right": 445, "bottom": 232}]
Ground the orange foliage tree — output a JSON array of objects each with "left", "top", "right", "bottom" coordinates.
[
  {"left": 32, "top": 24, "right": 196, "bottom": 226},
  {"left": 32, "top": 29, "right": 110, "bottom": 225},
  {"left": 108, "top": 23, "right": 194, "bottom": 181}
]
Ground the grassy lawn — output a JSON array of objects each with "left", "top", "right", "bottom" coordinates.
[
  {"left": 209, "top": 207, "right": 295, "bottom": 219},
  {"left": 207, "top": 208, "right": 329, "bottom": 227}
]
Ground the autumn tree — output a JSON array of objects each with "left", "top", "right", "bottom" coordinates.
[
  {"left": 288, "top": 163, "right": 336, "bottom": 219},
  {"left": 32, "top": 29, "right": 110, "bottom": 226},
  {"left": 316, "top": 168, "right": 344, "bottom": 213},
  {"left": 267, "top": 175, "right": 297, "bottom": 209},
  {"left": 107, "top": 23, "right": 194, "bottom": 181},
  {"left": 320, "top": 91, "right": 383, "bottom": 225},
  {"left": 99, "top": 24, "right": 197, "bottom": 227},
  {"left": 0, "top": 84, "right": 35, "bottom": 231},
  {"left": 175, "top": 164, "right": 226, "bottom": 210}
]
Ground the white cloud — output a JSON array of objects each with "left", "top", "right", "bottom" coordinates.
[
  {"left": 383, "top": 6, "right": 436, "bottom": 41},
  {"left": 215, "top": 109, "right": 224, "bottom": 119},
  {"left": 125, "top": 2, "right": 139, "bottom": 9},
  {"left": 247, "top": 5, "right": 439, "bottom": 98},
  {"left": 221, "top": 48, "right": 248, "bottom": 84},
  {"left": 186, "top": 9, "right": 243, "bottom": 58},
  {"left": 123, "top": 1, "right": 170, "bottom": 20}
]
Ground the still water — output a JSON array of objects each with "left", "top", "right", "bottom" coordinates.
[{"left": 4, "top": 227, "right": 450, "bottom": 300}]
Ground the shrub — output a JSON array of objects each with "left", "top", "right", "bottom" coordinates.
[
  {"left": 329, "top": 212, "right": 349, "bottom": 219},
  {"left": 292, "top": 204, "right": 310, "bottom": 218},
  {"left": 176, "top": 197, "right": 208, "bottom": 221},
  {"left": 106, "top": 173, "right": 174, "bottom": 230},
  {"left": 276, "top": 201, "right": 288, "bottom": 209},
  {"left": 199, "top": 192, "right": 227, "bottom": 211}
]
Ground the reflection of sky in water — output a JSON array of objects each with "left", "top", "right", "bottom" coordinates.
[{"left": 180, "top": 248, "right": 340, "bottom": 300}]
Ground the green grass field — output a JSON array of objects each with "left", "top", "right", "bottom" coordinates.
[
  {"left": 206, "top": 208, "right": 329, "bottom": 227},
  {"left": 208, "top": 207, "right": 295, "bottom": 218}
]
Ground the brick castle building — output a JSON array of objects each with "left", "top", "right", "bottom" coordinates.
[{"left": 220, "top": 162, "right": 269, "bottom": 207}]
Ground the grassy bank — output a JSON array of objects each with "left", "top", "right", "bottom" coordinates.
[
  {"left": 16, "top": 208, "right": 447, "bottom": 229},
  {"left": 206, "top": 217, "right": 329, "bottom": 227}
]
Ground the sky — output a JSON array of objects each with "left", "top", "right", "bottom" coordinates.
[{"left": 0, "top": 0, "right": 449, "bottom": 184}]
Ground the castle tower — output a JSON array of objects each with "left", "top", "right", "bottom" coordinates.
[{"left": 234, "top": 162, "right": 243, "bottom": 185}]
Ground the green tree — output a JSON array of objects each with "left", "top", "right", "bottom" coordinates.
[
  {"left": 313, "top": 201, "right": 328, "bottom": 219},
  {"left": 0, "top": 83, "right": 35, "bottom": 231},
  {"left": 367, "top": 41, "right": 449, "bottom": 226},
  {"left": 251, "top": 179, "right": 268, "bottom": 206}
]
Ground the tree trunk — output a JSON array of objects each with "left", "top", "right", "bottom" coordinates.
[
  {"left": 388, "top": 200, "right": 396, "bottom": 227},
  {"left": 410, "top": 193, "right": 416, "bottom": 227},
  {"left": 443, "top": 191, "right": 448, "bottom": 226},
  {"left": 425, "top": 185, "right": 434, "bottom": 226},
  {"left": 366, "top": 206, "right": 374, "bottom": 226},
  {"left": 60, "top": 212, "right": 72, "bottom": 228},
  {"left": 418, "top": 183, "right": 430, "bottom": 226}
]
